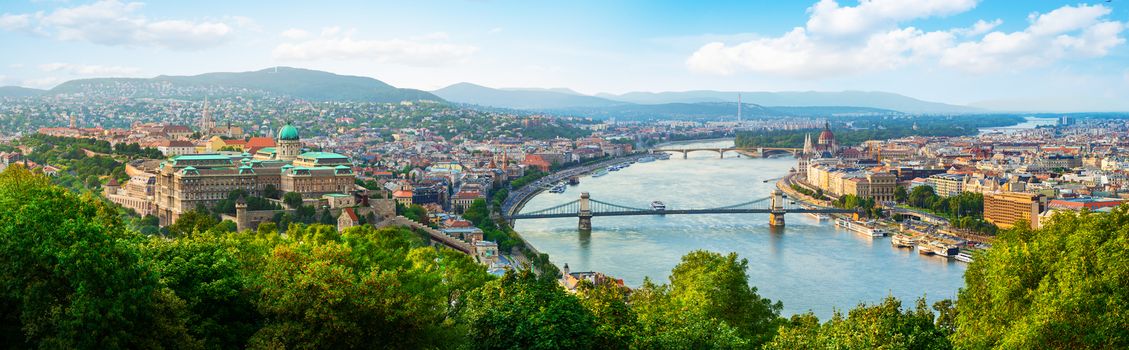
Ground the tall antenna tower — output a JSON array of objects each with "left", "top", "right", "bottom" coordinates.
[{"left": 737, "top": 93, "right": 742, "bottom": 122}]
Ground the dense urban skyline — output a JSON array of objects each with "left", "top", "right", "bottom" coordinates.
[{"left": 2, "top": 0, "right": 1128, "bottom": 111}]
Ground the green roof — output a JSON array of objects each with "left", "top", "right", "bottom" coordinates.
[
  {"left": 278, "top": 124, "right": 299, "bottom": 141},
  {"left": 298, "top": 152, "right": 348, "bottom": 160}
]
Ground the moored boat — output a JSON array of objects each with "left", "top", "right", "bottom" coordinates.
[
  {"left": 955, "top": 251, "right": 974, "bottom": 263},
  {"left": 651, "top": 201, "right": 666, "bottom": 211},
  {"left": 592, "top": 169, "right": 608, "bottom": 177},
  {"left": 638, "top": 156, "right": 656, "bottom": 163},
  {"left": 891, "top": 234, "right": 917, "bottom": 248}
]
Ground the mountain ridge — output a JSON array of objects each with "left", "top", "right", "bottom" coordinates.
[{"left": 48, "top": 67, "right": 442, "bottom": 102}]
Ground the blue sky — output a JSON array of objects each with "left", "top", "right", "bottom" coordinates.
[{"left": 2, "top": 0, "right": 1128, "bottom": 111}]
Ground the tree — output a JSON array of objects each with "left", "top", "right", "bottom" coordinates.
[
  {"left": 262, "top": 184, "right": 280, "bottom": 199},
  {"left": 954, "top": 207, "right": 1129, "bottom": 349},
  {"left": 318, "top": 208, "right": 336, "bottom": 225},
  {"left": 576, "top": 279, "right": 637, "bottom": 349},
  {"left": 0, "top": 165, "right": 198, "bottom": 348},
  {"left": 143, "top": 233, "right": 261, "bottom": 349},
  {"left": 282, "top": 192, "right": 304, "bottom": 209},
  {"left": 461, "top": 269, "right": 595, "bottom": 349},
  {"left": 167, "top": 209, "right": 221, "bottom": 237},
  {"left": 894, "top": 185, "right": 908, "bottom": 203},
  {"left": 765, "top": 297, "right": 951, "bottom": 349},
  {"left": 632, "top": 250, "right": 783, "bottom": 348}
]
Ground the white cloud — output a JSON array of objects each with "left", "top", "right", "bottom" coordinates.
[
  {"left": 954, "top": 19, "right": 1002, "bottom": 37},
  {"left": 38, "top": 62, "right": 142, "bottom": 76},
  {"left": 688, "top": 2, "right": 1126, "bottom": 77},
  {"left": 1, "top": 0, "right": 235, "bottom": 49},
  {"left": 272, "top": 27, "right": 477, "bottom": 66},
  {"left": 805, "top": 0, "right": 978, "bottom": 37},
  {"left": 280, "top": 28, "right": 310, "bottom": 40},
  {"left": 0, "top": 13, "right": 31, "bottom": 31}
]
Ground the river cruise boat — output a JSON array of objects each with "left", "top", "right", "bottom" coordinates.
[
  {"left": 891, "top": 234, "right": 917, "bottom": 248},
  {"left": 637, "top": 156, "right": 656, "bottom": 163},
  {"left": 806, "top": 212, "right": 830, "bottom": 221},
  {"left": 955, "top": 251, "right": 974, "bottom": 263},
  {"left": 836, "top": 218, "right": 887, "bottom": 237},
  {"left": 548, "top": 183, "right": 567, "bottom": 193},
  {"left": 655, "top": 153, "right": 671, "bottom": 160},
  {"left": 651, "top": 201, "right": 666, "bottom": 211},
  {"left": 919, "top": 241, "right": 960, "bottom": 258},
  {"left": 592, "top": 169, "right": 608, "bottom": 177}
]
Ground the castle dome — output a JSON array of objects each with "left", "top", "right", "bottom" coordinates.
[{"left": 278, "top": 123, "right": 300, "bottom": 141}]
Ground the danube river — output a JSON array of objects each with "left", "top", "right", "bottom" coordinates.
[{"left": 514, "top": 140, "right": 965, "bottom": 318}]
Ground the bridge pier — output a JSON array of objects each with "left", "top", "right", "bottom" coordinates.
[
  {"left": 578, "top": 192, "right": 592, "bottom": 230},
  {"left": 769, "top": 189, "right": 785, "bottom": 227},
  {"left": 718, "top": 149, "right": 724, "bottom": 159},
  {"left": 682, "top": 150, "right": 688, "bottom": 159}
]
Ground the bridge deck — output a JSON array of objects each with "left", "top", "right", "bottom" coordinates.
[{"left": 508, "top": 208, "right": 855, "bottom": 220}]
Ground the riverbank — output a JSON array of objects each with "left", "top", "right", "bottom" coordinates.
[{"left": 502, "top": 153, "right": 653, "bottom": 217}]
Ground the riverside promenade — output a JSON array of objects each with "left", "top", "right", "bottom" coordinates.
[{"left": 502, "top": 153, "right": 652, "bottom": 218}]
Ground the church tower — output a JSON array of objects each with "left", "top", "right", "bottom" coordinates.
[
  {"left": 277, "top": 122, "right": 301, "bottom": 161},
  {"left": 200, "top": 97, "right": 215, "bottom": 132}
]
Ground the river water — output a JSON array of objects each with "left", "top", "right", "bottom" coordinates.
[
  {"left": 978, "top": 116, "right": 1058, "bottom": 134},
  {"left": 514, "top": 140, "right": 965, "bottom": 318}
]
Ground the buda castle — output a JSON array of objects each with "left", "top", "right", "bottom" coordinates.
[{"left": 149, "top": 123, "right": 356, "bottom": 225}]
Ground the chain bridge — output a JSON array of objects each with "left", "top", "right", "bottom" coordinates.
[{"left": 505, "top": 190, "right": 857, "bottom": 230}]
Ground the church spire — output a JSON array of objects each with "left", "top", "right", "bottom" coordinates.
[{"left": 803, "top": 133, "right": 813, "bottom": 155}]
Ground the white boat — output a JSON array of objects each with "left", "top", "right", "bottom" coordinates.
[
  {"left": 651, "top": 201, "right": 666, "bottom": 211},
  {"left": 891, "top": 234, "right": 917, "bottom": 248},
  {"left": 955, "top": 251, "right": 974, "bottom": 263},
  {"left": 656, "top": 153, "right": 671, "bottom": 160},
  {"left": 837, "top": 219, "right": 887, "bottom": 237},
  {"left": 637, "top": 156, "right": 656, "bottom": 163},
  {"left": 806, "top": 213, "right": 830, "bottom": 221},
  {"left": 592, "top": 169, "right": 608, "bottom": 177},
  {"left": 919, "top": 241, "right": 960, "bottom": 258},
  {"left": 548, "top": 183, "right": 566, "bottom": 193}
]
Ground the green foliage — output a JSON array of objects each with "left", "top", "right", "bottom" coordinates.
[
  {"left": 282, "top": 192, "right": 304, "bottom": 209},
  {"left": 509, "top": 169, "right": 547, "bottom": 190},
  {"left": 894, "top": 185, "right": 909, "bottom": 203},
  {"left": 833, "top": 194, "right": 881, "bottom": 218},
  {"left": 632, "top": 250, "right": 783, "bottom": 348},
  {"left": 955, "top": 207, "right": 1129, "bottom": 349},
  {"left": 576, "top": 279, "right": 638, "bottom": 349},
  {"left": 168, "top": 209, "right": 222, "bottom": 237},
  {"left": 462, "top": 269, "right": 596, "bottom": 349},
  {"left": 905, "top": 186, "right": 998, "bottom": 234},
  {"left": 0, "top": 165, "right": 198, "bottom": 348},
  {"left": 765, "top": 297, "right": 952, "bottom": 349}
]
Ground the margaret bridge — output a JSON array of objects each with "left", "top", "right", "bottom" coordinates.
[
  {"left": 650, "top": 147, "right": 802, "bottom": 159},
  {"left": 504, "top": 190, "right": 858, "bottom": 230}
]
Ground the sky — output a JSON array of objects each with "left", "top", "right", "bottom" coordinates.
[{"left": 1, "top": 0, "right": 1128, "bottom": 111}]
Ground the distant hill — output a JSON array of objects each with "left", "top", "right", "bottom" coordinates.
[
  {"left": 0, "top": 86, "right": 46, "bottom": 98},
  {"left": 433, "top": 83, "right": 626, "bottom": 109},
  {"left": 49, "top": 67, "right": 441, "bottom": 102},
  {"left": 553, "top": 102, "right": 784, "bottom": 120},
  {"left": 598, "top": 90, "right": 981, "bottom": 114}
]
